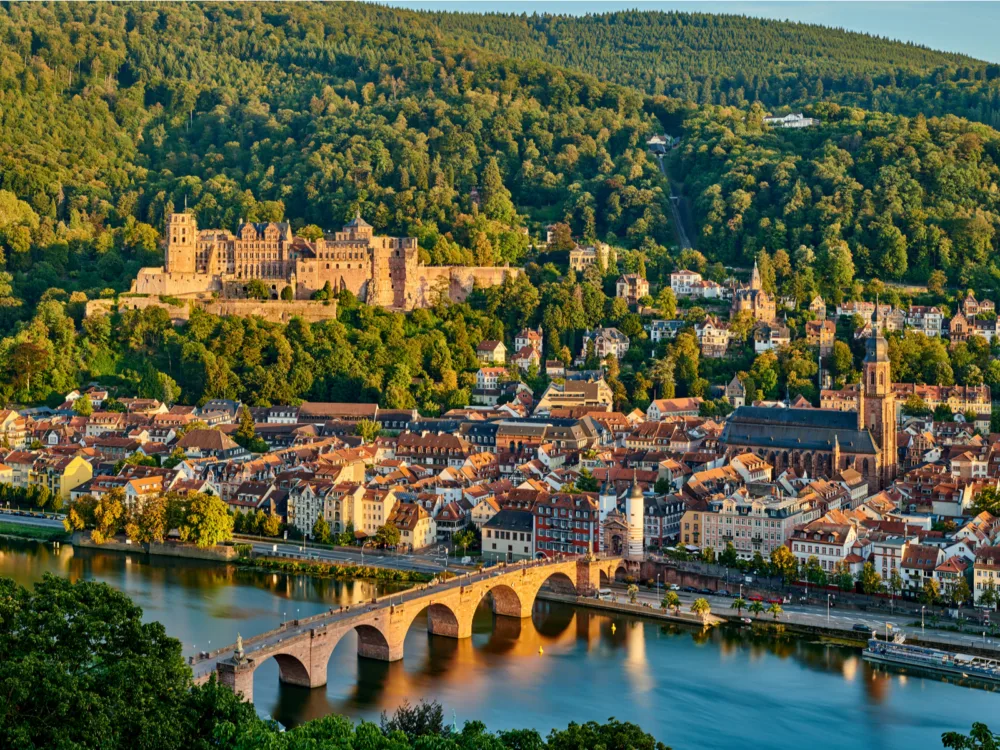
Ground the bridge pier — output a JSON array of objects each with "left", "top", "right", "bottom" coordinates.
[
  {"left": 217, "top": 657, "right": 256, "bottom": 703},
  {"left": 427, "top": 602, "right": 473, "bottom": 639},
  {"left": 358, "top": 634, "right": 404, "bottom": 661}
]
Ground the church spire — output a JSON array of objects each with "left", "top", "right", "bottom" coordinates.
[
  {"left": 865, "top": 295, "right": 889, "bottom": 365},
  {"left": 751, "top": 256, "right": 762, "bottom": 290}
]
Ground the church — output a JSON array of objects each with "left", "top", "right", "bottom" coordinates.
[
  {"left": 720, "top": 308, "right": 898, "bottom": 491},
  {"left": 730, "top": 259, "right": 776, "bottom": 323}
]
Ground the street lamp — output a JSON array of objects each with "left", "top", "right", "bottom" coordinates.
[
  {"left": 656, "top": 574, "right": 661, "bottom": 599},
  {"left": 827, "top": 593, "right": 831, "bottom": 624},
  {"left": 361, "top": 540, "right": 375, "bottom": 566},
  {"left": 921, "top": 605, "right": 926, "bottom": 632}
]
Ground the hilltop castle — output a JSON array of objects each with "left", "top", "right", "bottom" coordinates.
[{"left": 131, "top": 212, "right": 519, "bottom": 311}]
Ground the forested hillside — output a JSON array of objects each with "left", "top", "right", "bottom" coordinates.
[
  {"left": 673, "top": 100, "right": 1000, "bottom": 294},
  {"left": 428, "top": 9, "right": 1000, "bottom": 129},
  {"left": 0, "top": 2, "right": 670, "bottom": 311}
]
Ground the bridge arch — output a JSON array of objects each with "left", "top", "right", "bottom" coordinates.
[
  {"left": 538, "top": 570, "right": 578, "bottom": 595},
  {"left": 355, "top": 623, "right": 395, "bottom": 661},
  {"left": 399, "top": 600, "right": 470, "bottom": 640},
  {"left": 270, "top": 652, "right": 311, "bottom": 688},
  {"left": 480, "top": 581, "right": 529, "bottom": 618}
]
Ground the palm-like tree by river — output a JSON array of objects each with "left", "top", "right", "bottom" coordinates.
[{"left": 690, "top": 597, "right": 711, "bottom": 623}]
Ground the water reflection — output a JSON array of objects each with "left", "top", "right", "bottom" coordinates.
[
  {"left": 3, "top": 538, "right": 996, "bottom": 750},
  {"left": 0, "top": 538, "right": 406, "bottom": 657}
]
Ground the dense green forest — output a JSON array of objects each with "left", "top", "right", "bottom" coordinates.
[
  {"left": 2, "top": 3, "right": 1000, "bottom": 411},
  {"left": 0, "top": 2, "right": 670, "bottom": 313},
  {"left": 673, "top": 101, "right": 1000, "bottom": 290},
  {"left": 427, "top": 9, "right": 1000, "bottom": 129}
]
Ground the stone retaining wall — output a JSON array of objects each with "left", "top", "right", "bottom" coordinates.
[
  {"left": 86, "top": 295, "right": 339, "bottom": 325},
  {"left": 71, "top": 532, "right": 237, "bottom": 561}
]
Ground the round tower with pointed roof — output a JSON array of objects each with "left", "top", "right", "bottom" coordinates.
[{"left": 625, "top": 469, "right": 644, "bottom": 558}]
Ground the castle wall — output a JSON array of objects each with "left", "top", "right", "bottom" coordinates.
[
  {"left": 293, "top": 260, "right": 370, "bottom": 301},
  {"left": 131, "top": 268, "right": 218, "bottom": 296},
  {"left": 409, "top": 266, "right": 522, "bottom": 309},
  {"left": 93, "top": 295, "right": 338, "bottom": 325}
]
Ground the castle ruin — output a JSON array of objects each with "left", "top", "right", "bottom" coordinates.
[{"left": 131, "top": 212, "right": 520, "bottom": 311}]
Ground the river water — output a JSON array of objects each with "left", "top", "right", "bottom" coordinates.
[{"left": 2, "top": 538, "right": 995, "bottom": 749}]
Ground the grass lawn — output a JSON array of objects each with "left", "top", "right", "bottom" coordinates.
[{"left": 0, "top": 520, "right": 68, "bottom": 542}]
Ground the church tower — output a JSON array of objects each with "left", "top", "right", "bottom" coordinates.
[
  {"left": 750, "top": 257, "right": 762, "bottom": 290},
  {"left": 625, "top": 470, "right": 645, "bottom": 558},
  {"left": 859, "top": 305, "right": 897, "bottom": 487},
  {"left": 165, "top": 212, "right": 197, "bottom": 274}
]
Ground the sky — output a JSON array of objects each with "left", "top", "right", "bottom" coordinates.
[{"left": 383, "top": 1, "right": 1000, "bottom": 64}]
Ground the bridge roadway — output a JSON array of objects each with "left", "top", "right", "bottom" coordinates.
[{"left": 193, "top": 555, "right": 628, "bottom": 702}]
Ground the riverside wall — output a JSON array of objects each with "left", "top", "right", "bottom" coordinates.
[{"left": 71, "top": 532, "right": 238, "bottom": 561}]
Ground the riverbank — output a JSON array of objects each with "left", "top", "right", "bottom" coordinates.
[
  {"left": 236, "top": 554, "right": 435, "bottom": 584},
  {"left": 550, "top": 586, "right": 1000, "bottom": 659},
  {"left": 536, "top": 590, "right": 726, "bottom": 627},
  {"left": 71, "top": 532, "right": 239, "bottom": 561},
  {"left": 0, "top": 520, "right": 68, "bottom": 543}
]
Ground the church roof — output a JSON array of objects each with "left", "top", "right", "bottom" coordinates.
[{"left": 721, "top": 406, "right": 878, "bottom": 454}]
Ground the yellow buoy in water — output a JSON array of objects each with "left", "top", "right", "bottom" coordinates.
[
  {"left": 611, "top": 623, "right": 617, "bottom": 634},
  {"left": 538, "top": 646, "right": 544, "bottom": 655}
]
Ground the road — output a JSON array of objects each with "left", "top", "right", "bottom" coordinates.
[
  {"left": 0, "top": 510, "right": 65, "bottom": 529},
  {"left": 0, "top": 511, "right": 456, "bottom": 574},
  {"left": 238, "top": 537, "right": 451, "bottom": 574},
  {"left": 656, "top": 155, "right": 694, "bottom": 250},
  {"left": 613, "top": 584, "right": 1000, "bottom": 654}
]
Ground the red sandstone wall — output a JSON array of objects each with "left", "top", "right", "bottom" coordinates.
[
  {"left": 410, "top": 266, "right": 522, "bottom": 309},
  {"left": 131, "top": 269, "right": 219, "bottom": 296},
  {"left": 101, "top": 296, "right": 339, "bottom": 325}
]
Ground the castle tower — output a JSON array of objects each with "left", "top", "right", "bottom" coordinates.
[
  {"left": 598, "top": 476, "right": 617, "bottom": 554},
  {"left": 859, "top": 304, "right": 897, "bottom": 487},
  {"left": 625, "top": 470, "right": 644, "bottom": 558},
  {"left": 345, "top": 208, "right": 374, "bottom": 241},
  {"left": 165, "top": 213, "right": 197, "bottom": 274}
]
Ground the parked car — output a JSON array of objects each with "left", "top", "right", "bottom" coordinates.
[
  {"left": 668, "top": 583, "right": 681, "bottom": 591},
  {"left": 698, "top": 588, "right": 713, "bottom": 595},
  {"left": 717, "top": 589, "right": 731, "bottom": 598},
  {"left": 748, "top": 594, "right": 765, "bottom": 602},
  {"left": 682, "top": 586, "right": 698, "bottom": 593},
  {"left": 460, "top": 556, "right": 472, "bottom": 564},
  {"left": 853, "top": 623, "right": 874, "bottom": 634}
]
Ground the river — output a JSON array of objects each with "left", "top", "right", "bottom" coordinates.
[{"left": 1, "top": 538, "right": 995, "bottom": 749}]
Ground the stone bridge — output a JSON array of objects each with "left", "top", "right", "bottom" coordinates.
[{"left": 192, "top": 556, "right": 627, "bottom": 702}]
